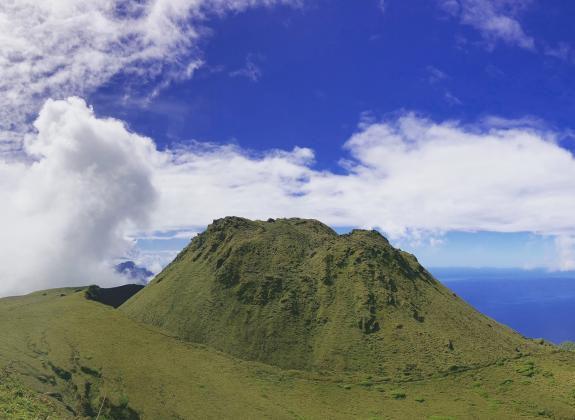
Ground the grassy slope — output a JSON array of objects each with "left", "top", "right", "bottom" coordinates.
[
  {"left": 0, "top": 372, "right": 62, "bottom": 419},
  {"left": 122, "top": 217, "right": 542, "bottom": 377},
  {"left": 2, "top": 288, "right": 575, "bottom": 418}
]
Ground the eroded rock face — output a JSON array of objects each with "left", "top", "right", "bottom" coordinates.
[{"left": 121, "top": 217, "right": 539, "bottom": 378}]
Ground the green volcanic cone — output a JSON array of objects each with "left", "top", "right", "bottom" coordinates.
[{"left": 121, "top": 217, "right": 539, "bottom": 378}]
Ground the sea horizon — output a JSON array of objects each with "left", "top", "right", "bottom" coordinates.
[{"left": 431, "top": 267, "right": 575, "bottom": 345}]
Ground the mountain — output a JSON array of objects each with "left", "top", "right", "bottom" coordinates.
[
  {"left": 2, "top": 216, "right": 575, "bottom": 418},
  {"left": 121, "top": 217, "right": 542, "bottom": 378},
  {"left": 115, "top": 261, "right": 154, "bottom": 285}
]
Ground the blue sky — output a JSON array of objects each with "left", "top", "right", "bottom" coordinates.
[
  {"left": 136, "top": 229, "right": 556, "bottom": 270},
  {"left": 90, "top": 0, "right": 575, "bottom": 163},
  {"left": 88, "top": 0, "right": 575, "bottom": 270},
  {"left": 1, "top": 0, "right": 575, "bottom": 294}
]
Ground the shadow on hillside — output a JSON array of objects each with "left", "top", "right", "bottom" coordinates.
[{"left": 85, "top": 284, "right": 144, "bottom": 308}]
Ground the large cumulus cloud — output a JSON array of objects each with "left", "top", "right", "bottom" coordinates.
[
  {"left": 150, "top": 113, "right": 575, "bottom": 271},
  {"left": 0, "top": 98, "right": 158, "bottom": 296}
]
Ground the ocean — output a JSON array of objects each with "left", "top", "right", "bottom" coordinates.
[{"left": 430, "top": 268, "right": 575, "bottom": 345}]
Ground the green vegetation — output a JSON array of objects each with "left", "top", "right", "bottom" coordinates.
[
  {"left": 390, "top": 390, "right": 406, "bottom": 399},
  {"left": 3, "top": 288, "right": 575, "bottom": 418},
  {"left": 516, "top": 360, "right": 537, "bottom": 377},
  {"left": 121, "top": 217, "right": 543, "bottom": 377},
  {"left": 559, "top": 341, "right": 575, "bottom": 351},
  {"left": 0, "top": 370, "right": 61, "bottom": 419},
  {"left": 1, "top": 217, "right": 575, "bottom": 419}
]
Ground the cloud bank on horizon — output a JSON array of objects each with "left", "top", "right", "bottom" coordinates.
[
  {"left": 1, "top": 97, "right": 574, "bottom": 296},
  {"left": 0, "top": 0, "right": 575, "bottom": 296}
]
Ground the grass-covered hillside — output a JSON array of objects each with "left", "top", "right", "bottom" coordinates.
[
  {"left": 121, "top": 217, "right": 542, "bottom": 377},
  {"left": 0, "top": 370, "right": 62, "bottom": 419},
  {"left": 2, "top": 287, "right": 575, "bottom": 419},
  {"left": 2, "top": 217, "right": 575, "bottom": 419}
]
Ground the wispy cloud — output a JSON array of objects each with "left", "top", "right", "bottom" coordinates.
[
  {"left": 425, "top": 66, "right": 461, "bottom": 106},
  {"left": 229, "top": 54, "right": 264, "bottom": 82},
  {"left": 438, "top": 0, "right": 535, "bottom": 50},
  {"left": 377, "top": 0, "right": 387, "bottom": 14},
  {"left": 544, "top": 41, "right": 575, "bottom": 63},
  {"left": 444, "top": 91, "right": 462, "bottom": 105},
  {"left": 136, "top": 230, "right": 199, "bottom": 241},
  {"left": 0, "top": 0, "right": 299, "bottom": 148},
  {"left": 427, "top": 66, "right": 449, "bottom": 84}
]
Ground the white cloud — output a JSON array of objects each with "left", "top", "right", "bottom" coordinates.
[
  {"left": 438, "top": 0, "right": 535, "bottom": 50},
  {"left": 150, "top": 113, "right": 575, "bottom": 236},
  {"left": 136, "top": 230, "right": 199, "bottom": 240},
  {"left": 3, "top": 99, "right": 575, "bottom": 296},
  {"left": 0, "top": 0, "right": 300, "bottom": 147},
  {"left": 338, "top": 116, "right": 574, "bottom": 235},
  {"left": 229, "top": 54, "right": 264, "bottom": 82},
  {"left": 130, "top": 249, "right": 182, "bottom": 275},
  {"left": 150, "top": 112, "right": 575, "bottom": 270},
  {"left": 555, "top": 236, "right": 575, "bottom": 271},
  {"left": 0, "top": 97, "right": 158, "bottom": 296}
]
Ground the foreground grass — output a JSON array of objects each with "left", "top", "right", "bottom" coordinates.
[
  {"left": 0, "top": 371, "right": 61, "bottom": 419},
  {"left": 1, "top": 288, "right": 575, "bottom": 419}
]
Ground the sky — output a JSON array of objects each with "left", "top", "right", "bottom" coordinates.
[{"left": 1, "top": 0, "right": 575, "bottom": 295}]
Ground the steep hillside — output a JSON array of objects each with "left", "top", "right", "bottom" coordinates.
[{"left": 121, "top": 217, "right": 541, "bottom": 377}]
